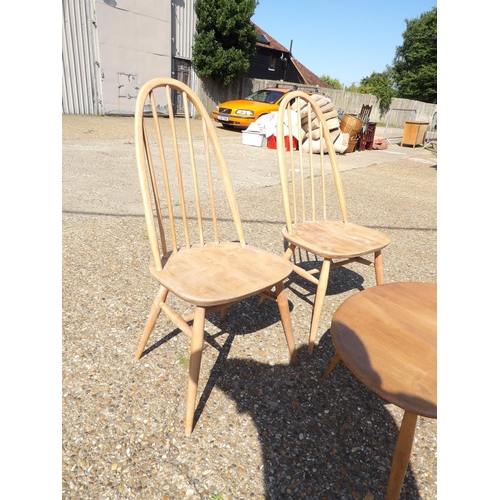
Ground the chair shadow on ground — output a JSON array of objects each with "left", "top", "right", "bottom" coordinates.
[
  {"left": 140, "top": 293, "right": 296, "bottom": 359},
  {"left": 202, "top": 332, "right": 424, "bottom": 499},
  {"left": 284, "top": 247, "right": 367, "bottom": 308},
  {"left": 141, "top": 247, "right": 366, "bottom": 360}
]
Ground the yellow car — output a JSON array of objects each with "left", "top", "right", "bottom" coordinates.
[{"left": 212, "top": 87, "right": 291, "bottom": 129}]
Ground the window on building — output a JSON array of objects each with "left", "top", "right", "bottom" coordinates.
[{"left": 268, "top": 54, "right": 276, "bottom": 71}]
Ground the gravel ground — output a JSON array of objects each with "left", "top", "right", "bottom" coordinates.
[{"left": 62, "top": 115, "right": 437, "bottom": 499}]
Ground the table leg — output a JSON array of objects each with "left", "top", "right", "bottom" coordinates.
[
  {"left": 386, "top": 410, "right": 418, "bottom": 500},
  {"left": 322, "top": 352, "right": 341, "bottom": 379}
]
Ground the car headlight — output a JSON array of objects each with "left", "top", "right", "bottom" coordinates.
[
  {"left": 235, "top": 109, "right": 254, "bottom": 116},
  {"left": 215, "top": 105, "right": 219, "bottom": 111}
]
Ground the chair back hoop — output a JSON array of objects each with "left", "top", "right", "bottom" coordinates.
[
  {"left": 134, "top": 78, "right": 246, "bottom": 271},
  {"left": 358, "top": 104, "right": 372, "bottom": 123},
  {"left": 276, "top": 91, "right": 349, "bottom": 233}
]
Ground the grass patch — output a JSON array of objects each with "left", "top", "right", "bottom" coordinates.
[{"left": 178, "top": 354, "right": 189, "bottom": 369}]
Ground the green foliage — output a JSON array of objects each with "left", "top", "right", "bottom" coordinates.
[
  {"left": 392, "top": 7, "right": 437, "bottom": 103},
  {"left": 358, "top": 67, "right": 396, "bottom": 111},
  {"left": 178, "top": 355, "right": 189, "bottom": 369},
  {"left": 344, "top": 83, "right": 360, "bottom": 93},
  {"left": 193, "top": 0, "right": 258, "bottom": 86},
  {"left": 209, "top": 495, "right": 224, "bottom": 500},
  {"left": 320, "top": 75, "right": 343, "bottom": 90}
]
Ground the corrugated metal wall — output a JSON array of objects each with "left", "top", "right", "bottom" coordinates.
[
  {"left": 171, "top": 0, "right": 196, "bottom": 116},
  {"left": 171, "top": 0, "right": 195, "bottom": 60},
  {"left": 62, "top": 0, "right": 103, "bottom": 115}
]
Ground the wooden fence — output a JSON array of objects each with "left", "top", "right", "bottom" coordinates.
[{"left": 193, "top": 75, "right": 437, "bottom": 125}]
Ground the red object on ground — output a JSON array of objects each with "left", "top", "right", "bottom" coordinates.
[
  {"left": 267, "top": 134, "right": 298, "bottom": 151},
  {"left": 372, "top": 138, "right": 388, "bottom": 150}
]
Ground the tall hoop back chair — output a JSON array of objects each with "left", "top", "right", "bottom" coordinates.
[
  {"left": 134, "top": 78, "right": 298, "bottom": 436},
  {"left": 275, "top": 91, "right": 391, "bottom": 355}
]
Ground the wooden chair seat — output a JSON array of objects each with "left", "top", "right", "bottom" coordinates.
[
  {"left": 283, "top": 221, "right": 391, "bottom": 260},
  {"left": 150, "top": 242, "right": 293, "bottom": 306}
]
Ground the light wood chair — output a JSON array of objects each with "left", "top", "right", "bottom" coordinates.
[
  {"left": 134, "top": 77, "right": 298, "bottom": 436},
  {"left": 273, "top": 91, "right": 391, "bottom": 356}
]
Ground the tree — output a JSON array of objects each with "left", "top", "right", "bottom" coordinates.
[
  {"left": 192, "top": 0, "right": 258, "bottom": 86},
  {"left": 344, "top": 83, "right": 359, "bottom": 93},
  {"left": 358, "top": 67, "right": 396, "bottom": 111},
  {"left": 320, "top": 75, "right": 343, "bottom": 90},
  {"left": 392, "top": 7, "right": 437, "bottom": 103}
]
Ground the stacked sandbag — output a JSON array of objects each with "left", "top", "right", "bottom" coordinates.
[{"left": 292, "top": 94, "right": 349, "bottom": 154}]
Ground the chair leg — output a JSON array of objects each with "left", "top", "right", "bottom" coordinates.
[
  {"left": 257, "top": 287, "right": 274, "bottom": 308},
  {"left": 257, "top": 245, "right": 295, "bottom": 307},
  {"left": 322, "top": 352, "right": 341, "bottom": 379},
  {"left": 185, "top": 306, "right": 206, "bottom": 437},
  {"left": 308, "top": 259, "right": 331, "bottom": 354},
  {"left": 386, "top": 410, "right": 418, "bottom": 500},
  {"left": 135, "top": 285, "right": 168, "bottom": 360},
  {"left": 257, "top": 245, "right": 296, "bottom": 307},
  {"left": 275, "top": 281, "right": 298, "bottom": 366},
  {"left": 220, "top": 306, "right": 228, "bottom": 322},
  {"left": 284, "top": 244, "right": 295, "bottom": 261},
  {"left": 257, "top": 286, "right": 280, "bottom": 308},
  {"left": 257, "top": 245, "right": 296, "bottom": 309},
  {"left": 374, "top": 250, "right": 384, "bottom": 285}
]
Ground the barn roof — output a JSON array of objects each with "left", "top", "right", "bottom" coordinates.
[{"left": 251, "top": 22, "right": 331, "bottom": 89}]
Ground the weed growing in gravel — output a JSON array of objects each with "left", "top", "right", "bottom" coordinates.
[{"left": 178, "top": 354, "right": 189, "bottom": 369}]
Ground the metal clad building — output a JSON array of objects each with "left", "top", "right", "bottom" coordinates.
[
  {"left": 62, "top": 0, "right": 196, "bottom": 115},
  {"left": 62, "top": 0, "right": 103, "bottom": 114}
]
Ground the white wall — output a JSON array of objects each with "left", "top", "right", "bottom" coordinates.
[{"left": 95, "top": 0, "right": 172, "bottom": 115}]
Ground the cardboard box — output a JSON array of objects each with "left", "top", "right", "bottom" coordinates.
[{"left": 242, "top": 130, "right": 267, "bottom": 147}]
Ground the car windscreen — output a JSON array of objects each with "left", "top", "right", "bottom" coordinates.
[{"left": 245, "top": 90, "right": 286, "bottom": 104}]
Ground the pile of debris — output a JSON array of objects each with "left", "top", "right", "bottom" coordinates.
[
  {"left": 291, "top": 94, "right": 350, "bottom": 154},
  {"left": 242, "top": 95, "right": 387, "bottom": 154}
]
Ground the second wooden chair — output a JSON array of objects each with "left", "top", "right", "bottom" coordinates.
[{"left": 273, "top": 91, "right": 391, "bottom": 355}]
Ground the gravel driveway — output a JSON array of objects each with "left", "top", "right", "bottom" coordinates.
[{"left": 62, "top": 114, "right": 437, "bottom": 499}]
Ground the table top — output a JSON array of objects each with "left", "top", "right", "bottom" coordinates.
[{"left": 331, "top": 282, "right": 437, "bottom": 418}]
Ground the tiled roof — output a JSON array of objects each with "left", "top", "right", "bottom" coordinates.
[
  {"left": 252, "top": 22, "right": 289, "bottom": 52},
  {"left": 251, "top": 22, "right": 330, "bottom": 89}
]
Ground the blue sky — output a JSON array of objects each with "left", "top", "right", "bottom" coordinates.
[{"left": 251, "top": 0, "right": 437, "bottom": 86}]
